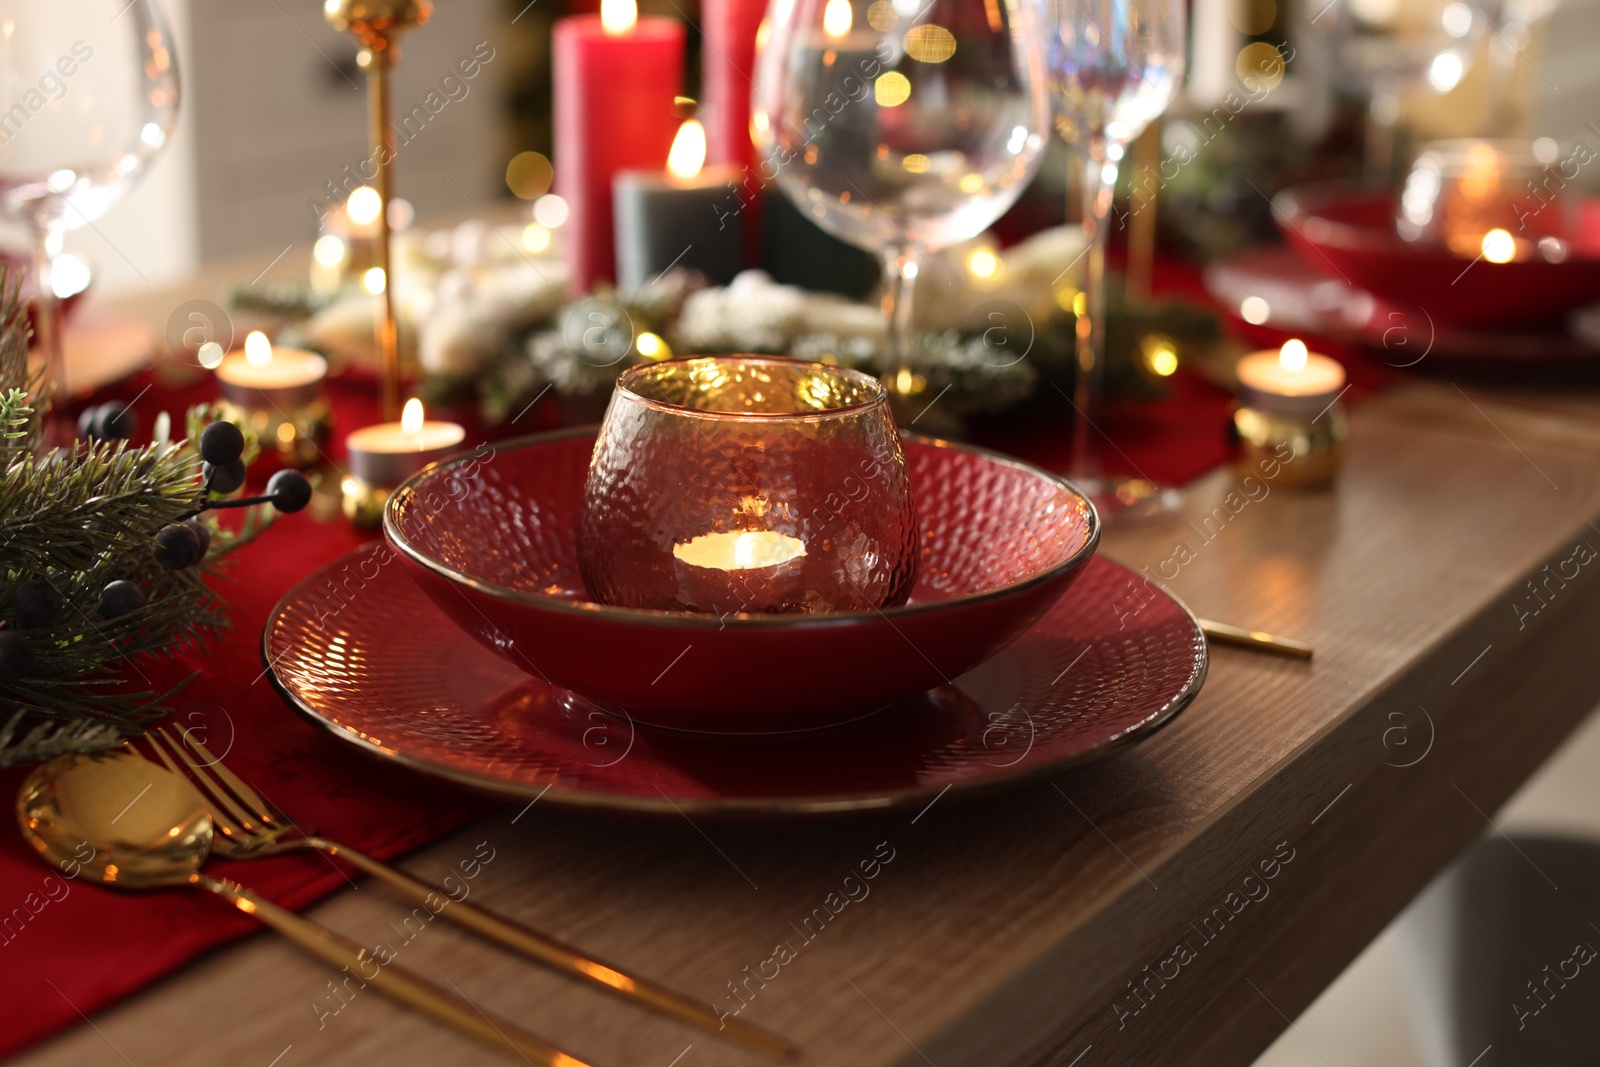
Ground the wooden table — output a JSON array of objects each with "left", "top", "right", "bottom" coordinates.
[{"left": 18, "top": 270, "right": 1600, "bottom": 1065}]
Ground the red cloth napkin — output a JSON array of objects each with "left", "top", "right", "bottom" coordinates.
[{"left": 0, "top": 268, "right": 1386, "bottom": 1055}]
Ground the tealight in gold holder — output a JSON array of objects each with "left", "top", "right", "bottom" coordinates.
[
  {"left": 340, "top": 398, "right": 465, "bottom": 528},
  {"left": 213, "top": 332, "right": 332, "bottom": 470},
  {"left": 324, "top": 0, "right": 432, "bottom": 422},
  {"left": 1230, "top": 339, "right": 1348, "bottom": 489}
]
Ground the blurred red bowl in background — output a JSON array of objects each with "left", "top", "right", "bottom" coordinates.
[{"left": 1274, "top": 183, "right": 1600, "bottom": 329}]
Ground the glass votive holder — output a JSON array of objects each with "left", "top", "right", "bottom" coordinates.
[
  {"left": 213, "top": 335, "right": 331, "bottom": 470},
  {"left": 1397, "top": 139, "right": 1579, "bottom": 260},
  {"left": 578, "top": 356, "right": 919, "bottom": 615}
]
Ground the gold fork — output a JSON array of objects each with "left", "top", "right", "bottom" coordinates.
[{"left": 144, "top": 727, "right": 796, "bottom": 1061}]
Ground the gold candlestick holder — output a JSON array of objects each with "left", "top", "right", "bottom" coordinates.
[{"left": 324, "top": 0, "right": 432, "bottom": 422}]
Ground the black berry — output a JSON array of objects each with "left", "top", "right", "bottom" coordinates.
[
  {"left": 100, "top": 580, "right": 145, "bottom": 619},
  {"left": 198, "top": 421, "right": 245, "bottom": 467},
  {"left": 0, "top": 631, "right": 34, "bottom": 681},
  {"left": 13, "top": 576, "right": 63, "bottom": 628},
  {"left": 204, "top": 459, "right": 247, "bottom": 494},
  {"left": 78, "top": 403, "right": 137, "bottom": 440},
  {"left": 153, "top": 524, "right": 204, "bottom": 570},
  {"left": 267, "top": 469, "right": 312, "bottom": 514},
  {"left": 100, "top": 404, "right": 137, "bottom": 440},
  {"left": 183, "top": 519, "right": 212, "bottom": 560}
]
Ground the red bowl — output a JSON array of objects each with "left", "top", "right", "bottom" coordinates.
[
  {"left": 385, "top": 428, "right": 1099, "bottom": 732},
  {"left": 1274, "top": 183, "right": 1600, "bottom": 328}
]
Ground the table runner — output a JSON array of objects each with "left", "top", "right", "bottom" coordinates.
[{"left": 0, "top": 286, "right": 1376, "bottom": 1057}]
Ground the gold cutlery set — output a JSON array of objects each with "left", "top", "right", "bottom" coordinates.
[{"left": 15, "top": 731, "right": 795, "bottom": 1065}]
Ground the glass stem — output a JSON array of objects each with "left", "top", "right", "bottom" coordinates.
[
  {"left": 1070, "top": 143, "right": 1117, "bottom": 488},
  {"left": 881, "top": 246, "right": 919, "bottom": 396},
  {"left": 30, "top": 215, "right": 68, "bottom": 401}
]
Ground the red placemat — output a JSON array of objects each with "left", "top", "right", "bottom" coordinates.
[
  {"left": 0, "top": 270, "right": 1382, "bottom": 1055},
  {"left": 0, "top": 369, "right": 507, "bottom": 1056}
]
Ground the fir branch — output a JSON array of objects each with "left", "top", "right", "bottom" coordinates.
[
  {"left": 0, "top": 438, "right": 205, "bottom": 576},
  {"left": 0, "top": 710, "right": 130, "bottom": 766},
  {"left": 0, "top": 266, "right": 41, "bottom": 451}
]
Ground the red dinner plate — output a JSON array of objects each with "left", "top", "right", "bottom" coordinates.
[{"left": 264, "top": 544, "right": 1207, "bottom": 816}]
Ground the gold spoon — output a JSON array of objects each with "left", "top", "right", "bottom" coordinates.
[{"left": 16, "top": 750, "right": 596, "bottom": 1067}]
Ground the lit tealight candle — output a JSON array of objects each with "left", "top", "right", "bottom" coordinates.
[
  {"left": 215, "top": 331, "right": 328, "bottom": 406},
  {"left": 1235, "top": 338, "right": 1346, "bottom": 415},
  {"left": 212, "top": 331, "right": 331, "bottom": 470},
  {"left": 669, "top": 528, "right": 808, "bottom": 612},
  {"left": 345, "top": 398, "right": 467, "bottom": 488},
  {"left": 673, "top": 530, "right": 807, "bottom": 571},
  {"left": 1232, "top": 339, "right": 1349, "bottom": 488}
]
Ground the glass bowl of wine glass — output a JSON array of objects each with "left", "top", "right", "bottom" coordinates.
[
  {"left": 752, "top": 0, "right": 1050, "bottom": 393},
  {"left": 0, "top": 0, "right": 180, "bottom": 392}
]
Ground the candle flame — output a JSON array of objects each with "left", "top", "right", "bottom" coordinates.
[
  {"left": 824, "top": 0, "right": 854, "bottom": 37},
  {"left": 244, "top": 330, "right": 273, "bottom": 366},
  {"left": 1481, "top": 227, "right": 1516, "bottom": 264},
  {"left": 733, "top": 532, "right": 759, "bottom": 568},
  {"left": 600, "top": 0, "right": 637, "bottom": 35},
  {"left": 1278, "top": 338, "right": 1308, "bottom": 373},
  {"left": 401, "top": 398, "right": 424, "bottom": 434},
  {"left": 666, "top": 119, "right": 707, "bottom": 181}
]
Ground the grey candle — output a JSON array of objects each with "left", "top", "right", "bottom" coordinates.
[{"left": 613, "top": 119, "right": 745, "bottom": 289}]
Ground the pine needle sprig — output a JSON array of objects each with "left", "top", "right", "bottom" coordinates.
[
  {"left": 0, "top": 438, "right": 205, "bottom": 577},
  {"left": 0, "top": 268, "right": 44, "bottom": 452}
]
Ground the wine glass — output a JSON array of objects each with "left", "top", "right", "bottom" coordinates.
[
  {"left": 0, "top": 0, "right": 180, "bottom": 396},
  {"left": 753, "top": 0, "right": 1050, "bottom": 397},
  {"left": 1043, "top": 0, "right": 1183, "bottom": 520},
  {"left": 1314, "top": 0, "right": 1492, "bottom": 167}
]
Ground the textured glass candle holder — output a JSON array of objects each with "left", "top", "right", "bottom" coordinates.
[{"left": 579, "top": 356, "right": 918, "bottom": 614}]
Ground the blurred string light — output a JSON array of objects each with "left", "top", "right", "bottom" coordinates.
[
  {"left": 1440, "top": 2, "right": 1473, "bottom": 36},
  {"left": 1240, "top": 295, "right": 1271, "bottom": 325},
  {"left": 1235, "top": 42, "right": 1284, "bottom": 89},
  {"left": 1229, "top": 0, "right": 1276, "bottom": 34},
  {"left": 506, "top": 150, "right": 554, "bottom": 200},
  {"left": 347, "top": 186, "right": 383, "bottom": 226},
  {"left": 362, "top": 266, "right": 386, "bottom": 294},
  {"left": 533, "top": 193, "right": 570, "bottom": 228},
  {"left": 1140, "top": 333, "right": 1179, "bottom": 377},
  {"left": 1055, "top": 286, "right": 1087, "bottom": 316},
  {"left": 313, "top": 234, "right": 346, "bottom": 267},
  {"left": 636, "top": 331, "right": 670, "bottom": 359},
  {"left": 521, "top": 223, "right": 552, "bottom": 253},
  {"left": 966, "top": 248, "right": 1000, "bottom": 279},
  {"left": 875, "top": 71, "right": 911, "bottom": 107},
  {"left": 1427, "top": 51, "right": 1464, "bottom": 92},
  {"left": 904, "top": 24, "right": 956, "bottom": 62}
]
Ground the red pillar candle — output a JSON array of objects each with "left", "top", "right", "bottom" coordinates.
[
  {"left": 702, "top": 0, "right": 765, "bottom": 172},
  {"left": 553, "top": 0, "right": 684, "bottom": 293}
]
